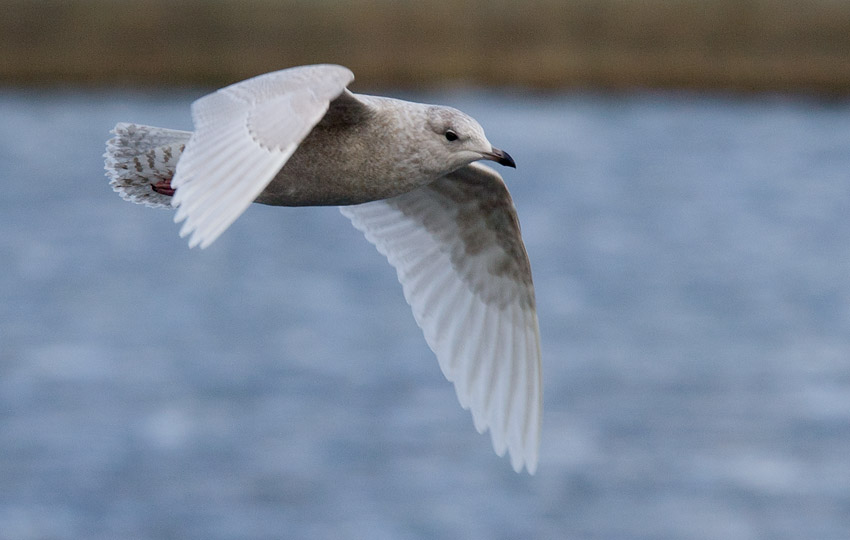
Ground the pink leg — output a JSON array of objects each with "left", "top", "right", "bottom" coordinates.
[{"left": 152, "top": 179, "right": 175, "bottom": 196}]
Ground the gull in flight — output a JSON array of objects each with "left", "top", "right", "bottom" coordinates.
[{"left": 105, "top": 64, "right": 542, "bottom": 473}]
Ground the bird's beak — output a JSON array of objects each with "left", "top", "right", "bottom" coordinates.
[{"left": 483, "top": 147, "right": 517, "bottom": 168}]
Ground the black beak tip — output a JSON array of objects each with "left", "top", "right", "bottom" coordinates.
[
  {"left": 489, "top": 148, "right": 516, "bottom": 168},
  {"left": 499, "top": 150, "right": 517, "bottom": 168}
]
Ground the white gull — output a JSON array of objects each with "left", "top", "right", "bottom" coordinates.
[{"left": 105, "top": 64, "right": 542, "bottom": 473}]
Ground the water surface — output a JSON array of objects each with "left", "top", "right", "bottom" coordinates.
[{"left": 1, "top": 89, "right": 849, "bottom": 539}]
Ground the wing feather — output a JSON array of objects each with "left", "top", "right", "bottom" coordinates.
[
  {"left": 441, "top": 286, "right": 475, "bottom": 380},
  {"left": 340, "top": 162, "right": 542, "bottom": 473},
  {"left": 171, "top": 64, "right": 354, "bottom": 248}
]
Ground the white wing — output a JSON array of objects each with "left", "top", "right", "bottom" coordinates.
[
  {"left": 341, "top": 163, "right": 542, "bottom": 473},
  {"left": 172, "top": 64, "right": 354, "bottom": 248}
]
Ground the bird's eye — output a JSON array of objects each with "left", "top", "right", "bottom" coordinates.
[{"left": 444, "top": 130, "right": 459, "bottom": 142}]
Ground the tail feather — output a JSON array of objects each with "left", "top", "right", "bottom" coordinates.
[{"left": 105, "top": 123, "right": 192, "bottom": 208}]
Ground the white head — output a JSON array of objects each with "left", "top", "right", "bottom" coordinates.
[{"left": 417, "top": 104, "right": 516, "bottom": 175}]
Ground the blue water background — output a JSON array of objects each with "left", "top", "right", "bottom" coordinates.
[{"left": 1, "top": 88, "right": 849, "bottom": 539}]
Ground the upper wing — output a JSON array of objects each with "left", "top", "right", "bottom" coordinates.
[
  {"left": 172, "top": 64, "right": 354, "bottom": 248},
  {"left": 340, "top": 163, "right": 542, "bottom": 473}
]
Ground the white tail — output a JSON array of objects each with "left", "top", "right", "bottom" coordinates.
[{"left": 105, "top": 123, "right": 192, "bottom": 208}]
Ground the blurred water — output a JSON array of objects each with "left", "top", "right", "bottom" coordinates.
[{"left": 1, "top": 87, "right": 849, "bottom": 540}]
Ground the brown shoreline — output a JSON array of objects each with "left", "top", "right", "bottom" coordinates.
[{"left": 3, "top": 0, "right": 850, "bottom": 94}]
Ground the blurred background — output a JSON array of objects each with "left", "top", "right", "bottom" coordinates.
[
  {"left": 3, "top": 0, "right": 850, "bottom": 92},
  {"left": 1, "top": 1, "right": 849, "bottom": 539}
]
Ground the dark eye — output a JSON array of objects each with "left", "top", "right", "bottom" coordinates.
[{"left": 444, "top": 130, "right": 459, "bottom": 142}]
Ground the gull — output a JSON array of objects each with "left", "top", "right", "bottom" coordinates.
[{"left": 105, "top": 64, "right": 541, "bottom": 473}]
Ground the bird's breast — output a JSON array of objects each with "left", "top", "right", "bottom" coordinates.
[{"left": 254, "top": 121, "right": 435, "bottom": 207}]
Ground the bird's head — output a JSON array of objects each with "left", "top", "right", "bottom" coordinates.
[{"left": 422, "top": 105, "right": 516, "bottom": 174}]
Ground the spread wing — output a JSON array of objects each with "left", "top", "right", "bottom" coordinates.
[
  {"left": 340, "top": 163, "right": 542, "bottom": 473},
  {"left": 171, "top": 64, "right": 354, "bottom": 248}
]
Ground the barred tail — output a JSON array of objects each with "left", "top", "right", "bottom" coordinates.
[{"left": 104, "top": 123, "right": 192, "bottom": 208}]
